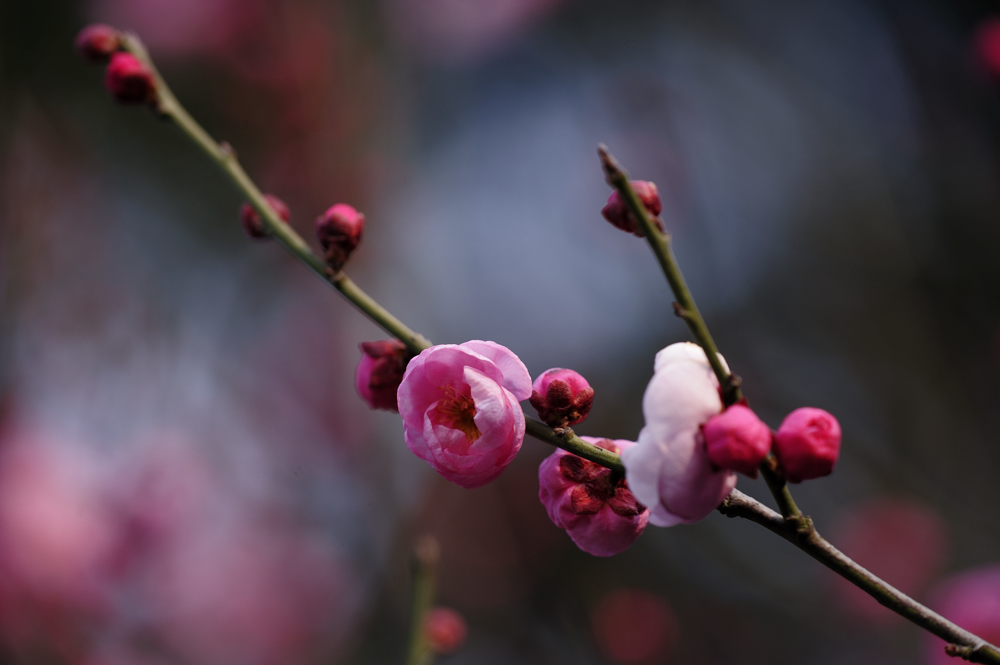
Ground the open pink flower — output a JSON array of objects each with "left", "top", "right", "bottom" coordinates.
[
  {"left": 622, "top": 343, "right": 736, "bottom": 526},
  {"left": 397, "top": 340, "right": 532, "bottom": 488},
  {"left": 538, "top": 437, "right": 648, "bottom": 556}
]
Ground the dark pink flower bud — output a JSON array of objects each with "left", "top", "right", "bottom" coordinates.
[
  {"left": 104, "top": 52, "right": 155, "bottom": 105},
  {"left": 601, "top": 180, "right": 664, "bottom": 237},
  {"left": 702, "top": 404, "right": 772, "bottom": 477},
  {"left": 528, "top": 368, "right": 594, "bottom": 429},
  {"left": 538, "top": 438, "right": 649, "bottom": 557},
  {"left": 75, "top": 24, "right": 121, "bottom": 63},
  {"left": 773, "top": 407, "right": 841, "bottom": 483},
  {"left": 316, "top": 204, "right": 364, "bottom": 272},
  {"left": 239, "top": 194, "right": 290, "bottom": 239},
  {"left": 355, "top": 340, "right": 408, "bottom": 411},
  {"left": 424, "top": 607, "right": 467, "bottom": 654}
]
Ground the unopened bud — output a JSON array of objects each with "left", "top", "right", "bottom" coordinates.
[
  {"left": 424, "top": 607, "right": 467, "bottom": 654},
  {"left": 316, "top": 204, "right": 364, "bottom": 272},
  {"left": 529, "top": 368, "right": 594, "bottom": 429},
  {"left": 75, "top": 24, "right": 121, "bottom": 63},
  {"left": 355, "top": 339, "right": 408, "bottom": 411},
  {"left": 104, "top": 52, "right": 155, "bottom": 105},
  {"left": 601, "top": 180, "right": 664, "bottom": 237},
  {"left": 702, "top": 404, "right": 772, "bottom": 477},
  {"left": 538, "top": 438, "right": 648, "bottom": 556},
  {"left": 773, "top": 407, "right": 841, "bottom": 483},
  {"left": 239, "top": 194, "right": 289, "bottom": 239}
]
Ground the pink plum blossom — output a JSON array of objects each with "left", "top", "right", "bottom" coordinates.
[
  {"left": 925, "top": 565, "right": 1000, "bottom": 665},
  {"left": 397, "top": 340, "right": 532, "bottom": 488},
  {"left": 529, "top": 367, "right": 594, "bottom": 428},
  {"left": 702, "top": 404, "right": 772, "bottom": 477},
  {"left": 621, "top": 342, "right": 736, "bottom": 526},
  {"left": 538, "top": 437, "right": 649, "bottom": 556},
  {"left": 773, "top": 407, "right": 841, "bottom": 483}
]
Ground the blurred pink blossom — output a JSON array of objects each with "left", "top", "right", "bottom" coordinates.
[
  {"left": 424, "top": 606, "right": 467, "bottom": 654},
  {"left": 89, "top": 0, "right": 260, "bottom": 59},
  {"left": 591, "top": 588, "right": 677, "bottom": 664},
  {"left": 141, "top": 521, "right": 350, "bottom": 665},
  {"left": 384, "top": 0, "right": 566, "bottom": 62},
  {"left": 831, "top": 498, "right": 947, "bottom": 624},
  {"left": 975, "top": 18, "right": 1000, "bottom": 77},
  {"left": 925, "top": 565, "right": 1000, "bottom": 665},
  {"left": 622, "top": 342, "right": 736, "bottom": 526},
  {"left": 0, "top": 428, "right": 118, "bottom": 653},
  {"left": 537, "top": 437, "right": 648, "bottom": 556},
  {"left": 397, "top": 340, "right": 532, "bottom": 488}
]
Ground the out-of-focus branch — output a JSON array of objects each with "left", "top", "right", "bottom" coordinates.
[
  {"left": 719, "top": 491, "right": 1000, "bottom": 664},
  {"left": 405, "top": 536, "right": 440, "bottom": 665}
]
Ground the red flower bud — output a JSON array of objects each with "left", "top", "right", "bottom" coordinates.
[
  {"left": 702, "top": 404, "right": 772, "bottom": 477},
  {"left": 75, "top": 24, "right": 121, "bottom": 63},
  {"left": 528, "top": 368, "right": 594, "bottom": 429},
  {"left": 773, "top": 407, "right": 841, "bottom": 483},
  {"left": 104, "top": 52, "right": 155, "bottom": 105},
  {"left": 316, "top": 204, "right": 364, "bottom": 272},
  {"left": 601, "top": 180, "right": 664, "bottom": 237},
  {"left": 424, "top": 607, "right": 466, "bottom": 654},
  {"left": 355, "top": 340, "right": 408, "bottom": 411},
  {"left": 239, "top": 194, "right": 290, "bottom": 239}
]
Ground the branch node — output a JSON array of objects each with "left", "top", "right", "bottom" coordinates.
[{"left": 219, "top": 141, "right": 237, "bottom": 160}]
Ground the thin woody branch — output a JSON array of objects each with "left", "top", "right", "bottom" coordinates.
[
  {"left": 89, "top": 34, "right": 1000, "bottom": 665},
  {"left": 719, "top": 491, "right": 1000, "bottom": 664}
]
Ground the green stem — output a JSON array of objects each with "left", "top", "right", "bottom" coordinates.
[
  {"left": 121, "top": 33, "right": 432, "bottom": 356},
  {"left": 597, "top": 145, "right": 809, "bottom": 517},
  {"left": 597, "top": 144, "right": 742, "bottom": 406},
  {"left": 525, "top": 419, "right": 626, "bottom": 475},
  {"left": 405, "top": 536, "right": 440, "bottom": 665}
]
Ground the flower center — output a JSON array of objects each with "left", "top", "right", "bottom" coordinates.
[{"left": 431, "top": 385, "right": 481, "bottom": 443}]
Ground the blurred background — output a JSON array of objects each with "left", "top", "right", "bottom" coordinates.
[{"left": 3, "top": 0, "right": 1000, "bottom": 663}]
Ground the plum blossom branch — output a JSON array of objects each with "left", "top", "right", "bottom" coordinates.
[
  {"left": 119, "top": 34, "right": 432, "bottom": 356},
  {"left": 719, "top": 491, "right": 1000, "bottom": 664},
  {"left": 599, "top": 145, "right": 1000, "bottom": 662},
  {"left": 597, "top": 144, "right": 740, "bottom": 406},
  {"left": 116, "top": 33, "right": 621, "bottom": 474},
  {"left": 597, "top": 145, "right": 802, "bottom": 519},
  {"left": 89, "top": 32, "right": 1000, "bottom": 664}
]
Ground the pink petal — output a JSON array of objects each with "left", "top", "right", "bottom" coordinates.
[{"left": 459, "top": 340, "right": 532, "bottom": 400}]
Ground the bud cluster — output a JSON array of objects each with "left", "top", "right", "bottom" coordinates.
[{"left": 76, "top": 24, "right": 157, "bottom": 106}]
